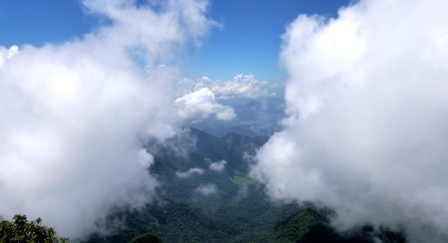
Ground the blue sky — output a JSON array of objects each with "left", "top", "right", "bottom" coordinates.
[{"left": 0, "top": 0, "right": 350, "bottom": 83}]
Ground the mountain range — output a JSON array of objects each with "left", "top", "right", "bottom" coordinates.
[{"left": 83, "top": 128, "right": 407, "bottom": 243}]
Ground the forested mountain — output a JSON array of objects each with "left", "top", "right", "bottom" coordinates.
[{"left": 83, "top": 129, "right": 407, "bottom": 243}]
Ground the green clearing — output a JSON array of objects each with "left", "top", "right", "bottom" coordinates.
[{"left": 230, "top": 175, "right": 259, "bottom": 185}]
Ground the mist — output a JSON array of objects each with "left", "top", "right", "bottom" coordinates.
[
  {"left": 0, "top": 0, "right": 226, "bottom": 240},
  {"left": 251, "top": 0, "right": 448, "bottom": 242}
]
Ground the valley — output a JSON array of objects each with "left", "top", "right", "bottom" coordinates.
[{"left": 83, "top": 128, "right": 407, "bottom": 243}]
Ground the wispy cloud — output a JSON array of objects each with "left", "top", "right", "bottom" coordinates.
[
  {"left": 252, "top": 0, "right": 448, "bottom": 242},
  {"left": 194, "top": 183, "right": 218, "bottom": 196},
  {"left": 0, "top": 0, "right": 215, "bottom": 240},
  {"left": 176, "top": 168, "right": 205, "bottom": 178}
]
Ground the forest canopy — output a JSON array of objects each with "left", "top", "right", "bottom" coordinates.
[{"left": 0, "top": 214, "right": 69, "bottom": 243}]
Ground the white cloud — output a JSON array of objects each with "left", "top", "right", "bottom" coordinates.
[
  {"left": 7, "top": 45, "right": 19, "bottom": 59},
  {"left": 0, "top": 0, "right": 215, "bottom": 240},
  {"left": 209, "top": 160, "right": 227, "bottom": 172},
  {"left": 176, "top": 168, "right": 205, "bottom": 178},
  {"left": 175, "top": 87, "right": 236, "bottom": 122},
  {"left": 179, "top": 74, "right": 283, "bottom": 99},
  {"left": 194, "top": 183, "right": 217, "bottom": 196},
  {"left": 137, "top": 149, "right": 154, "bottom": 168},
  {"left": 252, "top": 0, "right": 448, "bottom": 242},
  {"left": 0, "top": 45, "right": 19, "bottom": 67}
]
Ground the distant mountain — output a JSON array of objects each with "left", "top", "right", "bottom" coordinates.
[
  {"left": 232, "top": 99, "right": 284, "bottom": 123},
  {"left": 195, "top": 124, "right": 279, "bottom": 138},
  {"left": 189, "top": 97, "right": 285, "bottom": 138}
]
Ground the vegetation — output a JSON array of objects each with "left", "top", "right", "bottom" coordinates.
[
  {"left": 228, "top": 206, "right": 407, "bottom": 243},
  {"left": 229, "top": 175, "right": 258, "bottom": 185},
  {"left": 130, "top": 233, "right": 162, "bottom": 243},
  {"left": 0, "top": 214, "right": 69, "bottom": 243},
  {"left": 81, "top": 129, "right": 408, "bottom": 243}
]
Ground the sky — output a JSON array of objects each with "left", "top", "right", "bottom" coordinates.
[
  {"left": 3, "top": 1, "right": 448, "bottom": 243},
  {"left": 0, "top": 0, "right": 350, "bottom": 83}
]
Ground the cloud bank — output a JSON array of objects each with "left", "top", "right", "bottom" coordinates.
[
  {"left": 175, "top": 87, "right": 236, "bottom": 122},
  {"left": 179, "top": 74, "right": 283, "bottom": 99},
  {"left": 0, "top": 0, "right": 215, "bottom": 240},
  {"left": 252, "top": 0, "right": 448, "bottom": 242}
]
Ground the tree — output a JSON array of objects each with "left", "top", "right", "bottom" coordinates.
[
  {"left": 130, "top": 233, "right": 162, "bottom": 243},
  {"left": 0, "top": 214, "right": 69, "bottom": 243}
]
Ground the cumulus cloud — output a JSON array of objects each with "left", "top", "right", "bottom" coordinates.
[
  {"left": 252, "top": 0, "right": 448, "bottom": 242},
  {"left": 209, "top": 160, "right": 227, "bottom": 171},
  {"left": 176, "top": 168, "right": 205, "bottom": 178},
  {"left": 175, "top": 87, "right": 236, "bottom": 122},
  {"left": 0, "top": 0, "right": 215, "bottom": 240},
  {"left": 179, "top": 74, "right": 283, "bottom": 99},
  {"left": 194, "top": 183, "right": 218, "bottom": 196}
]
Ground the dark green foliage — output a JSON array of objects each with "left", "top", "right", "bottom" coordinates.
[
  {"left": 273, "top": 206, "right": 329, "bottom": 242},
  {"left": 227, "top": 204, "right": 329, "bottom": 243},
  {"left": 86, "top": 200, "right": 233, "bottom": 243},
  {"left": 234, "top": 205, "right": 408, "bottom": 243},
  {"left": 0, "top": 214, "right": 69, "bottom": 243},
  {"left": 146, "top": 200, "right": 232, "bottom": 242},
  {"left": 130, "top": 233, "right": 162, "bottom": 243},
  {"left": 301, "top": 224, "right": 408, "bottom": 243}
]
